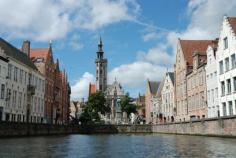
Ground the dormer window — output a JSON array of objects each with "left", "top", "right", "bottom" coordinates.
[{"left": 223, "top": 37, "right": 228, "bottom": 49}]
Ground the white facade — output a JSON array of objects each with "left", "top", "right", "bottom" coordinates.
[
  {"left": 206, "top": 45, "right": 219, "bottom": 118},
  {"left": 0, "top": 39, "right": 45, "bottom": 123},
  {"left": 0, "top": 47, "right": 8, "bottom": 121},
  {"left": 105, "top": 80, "right": 125, "bottom": 124},
  {"left": 150, "top": 95, "right": 159, "bottom": 123},
  {"left": 5, "top": 57, "right": 45, "bottom": 123},
  {"left": 161, "top": 72, "right": 175, "bottom": 122},
  {"left": 217, "top": 16, "right": 236, "bottom": 117}
]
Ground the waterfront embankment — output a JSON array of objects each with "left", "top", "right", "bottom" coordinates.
[{"left": 1, "top": 116, "right": 236, "bottom": 137}]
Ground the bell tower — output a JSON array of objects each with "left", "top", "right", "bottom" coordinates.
[{"left": 95, "top": 37, "right": 107, "bottom": 92}]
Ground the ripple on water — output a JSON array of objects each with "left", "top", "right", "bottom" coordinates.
[{"left": 0, "top": 134, "right": 236, "bottom": 158}]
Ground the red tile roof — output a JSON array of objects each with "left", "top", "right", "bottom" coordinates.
[
  {"left": 89, "top": 83, "right": 96, "bottom": 96},
  {"left": 179, "top": 39, "right": 215, "bottom": 66},
  {"left": 30, "top": 48, "right": 49, "bottom": 59},
  {"left": 228, "top": 17, "right": 236, "bottom": 34}
]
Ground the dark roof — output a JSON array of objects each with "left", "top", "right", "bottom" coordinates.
[
  {"left": 0, "top": 38, "right": 37, "bottom": 70},
  {"left": 167, "top": 72, "right": 174, "bottom": 85},
  {"left": 148, "top": 81, "right": 160, "bottom": 95},
  {"left": 157, "top": 80, "right": 164, "bottom": 97},
  {"left": 179, "top": 39, "right": 215, "bottom": 66},
  {"left": 228, "top": 17, "right": 236, "bottom": 34}
]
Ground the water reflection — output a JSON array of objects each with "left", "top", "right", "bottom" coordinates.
[{"left": 0, "top": 134, "right": 236, "bottom": 158}]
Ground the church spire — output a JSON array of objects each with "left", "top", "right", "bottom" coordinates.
[
  {"left": 97, "top": 36, "right": 104, "bottom": 59},
  {"left": 95, "top": 36, "right": 107, "bottom": 92},
  {"left": 98, "top": 36, "right": 103, "bottom": 52}
]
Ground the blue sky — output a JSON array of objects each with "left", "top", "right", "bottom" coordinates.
[{"left": 1, "top": 0, "right": 236, "bottom": 100}]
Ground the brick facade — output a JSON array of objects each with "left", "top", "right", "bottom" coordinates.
[{"left": 30, "top": 44, "right": 70, "bottom": 124}]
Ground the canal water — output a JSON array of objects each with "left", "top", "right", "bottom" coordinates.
[{"left": 0, "top": 134, "right": 236, "bottom": 158}]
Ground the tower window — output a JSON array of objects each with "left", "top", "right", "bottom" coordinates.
[{"left": 100, "top": 70, "right": 102, "bottom": 74}]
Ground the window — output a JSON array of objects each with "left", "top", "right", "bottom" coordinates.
[
  {"left": 207, "top": 90, "right": 210, "bottom": 103},
  {"left": 221, "top": 81, "right": 225, "bottom": 96},
  {"left": 224, "top": 37, "right": 228, "bottom": 49},
  {"left": 0, "top": 84, "right": 5, "bottom": 99},
  {"left": 225, "top": 58, "right": 229, "bottom": 71},
  {"left": 234, "top": 77, "right": 236, "bottom": 92},
  {"left": 211, "top": 89, "right": 214, "bottom": 103},
  {"left": 223, "top": 102, "right": 227, "bottom": 116},
  {"left": 18, "top": 92, "right": 22, "bottom": 108},
  {"left": 229, "top": 101, "right": 233, "bottom": 116},
  {"left": 19, "top": 69, "right": 23, "bottom": 83},
  {"left": 14, "top": 67, "right": 18, "bottom": 82},
  {"left": 231, "top": 54, "right": 236, "bottom": 69},
  {"left": 215, "top": 88, "right": 218, "bottom": 99},
  {"left": 8, "top": 64, "right": 12, "bottom": 79},
  {"left": 12, "top": 90, "right": 17, "bottom": 107},
  {"left": 227, "top": 79, "right": 231, "bottom": 94},
  {"left": 219, "top": 61, "right": 224, "bottom": 74},
  {"left": 6, "top": 89, "right": 11, "bottom": 107}
]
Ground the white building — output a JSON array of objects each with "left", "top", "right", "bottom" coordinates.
[
  {"left": 217, "top": 16, "right": 236, "bottom": 117},
  {"left": 0, "top": 38, "right": 45, "bottom": 123},
  {"left": 206, "top": 42, "right": 219, "bottom": 118},
  {"left": 0, "top": 47, "right": 9, "bottom": 121},
  {"left": 161, "top": 72, "right": 176, "bottom": 122},
  {"left": 70, "top": 101, "right": 84, "bottom": 121},
  {"left": 105, "top": 79, "right": 125, "bottom": 124}
]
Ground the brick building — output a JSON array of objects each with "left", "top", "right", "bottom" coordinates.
[
  {"left": 30, "top": 43, "right": 70, "bottom": 124},
  {"left": 175, "top": 39, "right": 215, "bottom": 121}
]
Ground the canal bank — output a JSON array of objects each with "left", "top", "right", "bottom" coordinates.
[
  {"left": 152, "top": 116, "right": 236, "bottom": 137},
  {"left": 1, "top": 116, "right": 236, "bottom": 137}
]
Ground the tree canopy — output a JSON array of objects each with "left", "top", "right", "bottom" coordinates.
[
  {"left": 79, "top": 91, "right": 110, "bottom": 124},
  {"left": 120, "top": 93, "right": 137, "bottom": 117}
]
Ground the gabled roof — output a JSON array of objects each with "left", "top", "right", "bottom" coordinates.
[
  {"left": 30, "top": 48, "right": 50, "bottom": 60},
  {"left": 148, "top": 81, "right": 160, "bottom": 95},
  {"left": 0, "top": 38, "right": 37, "bottom": 70},
  {"left": 179, "top": 39, "right": 215, "bottom": 66},
  {"left": 228, "top": 17, "right": 236, "bottom": 34},
  {"left": 157, "top": 80, "right": 164, "bottom": 97},
  {"left": 167, "top": 72, "right": 174, "bottom": 85}
]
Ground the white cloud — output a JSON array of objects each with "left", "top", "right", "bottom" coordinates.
[
  {"left": 140, "top": 0, "right": 236, "bottom": 72},
  {"left": 71, "top": 72, "right": 95, "bottom": 100},
  {"left": 69, "top": 34, "right": 84, "bottom": 51},
  {"left": 0, "top": 0, "right": 70, "bottom": 41},
  {"left": 108, "top": 61, "right": 166, "bottom": 88},
  {"left": 182, "top": 0, "right": 236, "bottom": 39},
  {"left": 137, "top": 44, "right": 174, "bottom": 67},
  {"left": 116, "top": 0, "right": 236, "bottom": 97},
  {"left": 73, "top": 0, "right": 139, "bottom": 30},
  {"left": 0, "top": 0, "right": 140, "bottom": 41}
]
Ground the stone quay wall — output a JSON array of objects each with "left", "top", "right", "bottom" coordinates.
[
  {"left": 1, "top": 116, "right": 236, "bottom": 137},
  {"left": 0, "top": 122, "right": 81, "bottom": 137},
  {"left": 152, "top": 116, "right": 236, "bottom": 137}
]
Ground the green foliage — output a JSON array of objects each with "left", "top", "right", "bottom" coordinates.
[
  {"left": 120, "top": 93, "right": 137, "bottom": 117},
  {"left": 79, "top": 91, "right": 110, "bottom": 124},
  {"left": 86, "top": 91, "right": 110, "bottom": 115},
  {"left": 78, "top": 110, "right": 91, "bottom": 124}
]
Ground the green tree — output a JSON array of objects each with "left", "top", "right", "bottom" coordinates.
[
  {"left": 79, "top": 91, "right": 110, "bottom": 123},
  {"left": 120, "top": 93, "right": 137, "bottom": 117}
]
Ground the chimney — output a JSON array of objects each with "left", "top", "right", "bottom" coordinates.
[{"left": 22, "top": 40, "right": 30, "bottom": 57}]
